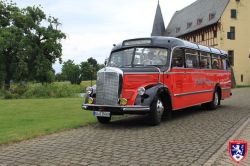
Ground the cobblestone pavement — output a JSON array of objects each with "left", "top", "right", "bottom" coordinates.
[
  {"left": 205, "top": 115, "right": 250, "bottom": 166},
  {"left": 0, "top": 88, "right": 250, "bottom": 166}
]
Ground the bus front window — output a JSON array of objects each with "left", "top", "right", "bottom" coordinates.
[
  {"left": 108, "top": 48, "right": 134, "bottom": 67},
  {"left": 134, "top": 48, "right": 168, "bottom": 66},
  {"left": 108, "top": 47, "right": 168, "bottom": 68}
]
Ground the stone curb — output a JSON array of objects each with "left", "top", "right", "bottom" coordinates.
[{"left": 204, "top": 116, "right": 250, "bottom": 165}]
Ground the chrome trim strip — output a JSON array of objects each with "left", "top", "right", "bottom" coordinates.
[
  {"left": 122, "top": 107, "right": 150, "bottom": 111},
  {"left": 98, "top": 67, "right": 123, "bottom": 75},
  {"left": 184, "top": 72, "right": 209, "bottom": 74},
  {"left": 165, "top": 71, "right": 229, "bottom": 75},
  {"left": 154, "top": 66, "right": 161, "bottom": 83},
  {"left": 165, "top": 72, "right": 185, "bottom": 74},
  {"left": 124, "top": 72, "right": 160, "bottom": 75},
  {"left": 222, "top": 87, "right": 231, "bottom": 90},
  {"left": 174, "top": 89, "right": 214, "bottom": 97}
]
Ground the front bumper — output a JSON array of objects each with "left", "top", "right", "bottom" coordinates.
[{"left": 82, "top": 104, "right": 150, "bottom": 115}]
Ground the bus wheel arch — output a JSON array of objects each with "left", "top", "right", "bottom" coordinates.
[
  {"left": 215, "top": 84, "right": 222, "bottom": 105},
  {"left": 148, "top": 86, "right": 173, "bottom": 125},
  {"left": 216, "top": 86, "right": 222, "bottom": 105},
  {"left": 202, "top": 84, "right": 221, "bottom": 110}
]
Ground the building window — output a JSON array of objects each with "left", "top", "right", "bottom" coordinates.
[
  {"left": 202, "top": 34, "right": 205, "bottom": 41},
  {"left": 228, "top": 50, "right": 234, "bottom": 66},
  {"left": 236, "top": 0, "right": 240, "bottom": 2},
  {"left": 209, "top": 13, "right": 216, "bottom": 20},
  {"left": 176, "top": 27, "right": 180, "bottom": 33},
  {"left": 197, "top": 19, "right": 203, "bottom": 25},
  {"left": 227, "top": 26, "right": 235, "bottom": 40},
  {"left": 231, "top": 9, "right": 237, "bottom": 19},
  {"left": 193, "top": 36, "right": 196, "bottom": 42},
  {"left": 213, "top": 30, "right": 217, "bottom": 38},
  {"left": 187, "top": 22, "right": 192, "bottom": 29}
]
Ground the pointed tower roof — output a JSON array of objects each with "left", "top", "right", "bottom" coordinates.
[{"left": 151, "top": 1, "right": 165, "bottom": 36}]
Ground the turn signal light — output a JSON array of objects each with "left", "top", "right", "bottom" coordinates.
[
  {"left": 120, "top": 98, "right": 128, "bottom": 106},
  {"left": 87, "top": 97, "right": 94, "bottom": 104}
]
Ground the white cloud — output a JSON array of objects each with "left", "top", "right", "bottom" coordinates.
[{"left": 13, "top": 0, "right": 197, "bottom": 73}]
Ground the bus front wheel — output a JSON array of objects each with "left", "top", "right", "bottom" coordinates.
[{"left": 149, "top": 96, "right": 164, "bottom": 126}]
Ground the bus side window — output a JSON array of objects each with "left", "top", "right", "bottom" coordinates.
[
  {"left": 222, "top": 58, "right": 227, "bottom": 70},
  {"left": 185, "top": 49, "right": 199, "bottom": 68},
  {"left": 212, "top": 54, "right": 223, "bottom": 70},
  {"left": 172, "top": 48, "right": 185, "bottom": 68},
  {"left": 200, "top": 52, "right": 211, "bottom": 69}
]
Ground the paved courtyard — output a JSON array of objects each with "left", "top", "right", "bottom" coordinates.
[{"left": 0, "top": 88, "right": 250, "bottom": 166}]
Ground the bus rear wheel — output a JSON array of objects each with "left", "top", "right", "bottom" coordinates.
[
  {"left": 97, "top": 116, "right": 111, "bottom": 124},
  {"left": 202, "top": 90, "right": 220, "bottom": 110}
]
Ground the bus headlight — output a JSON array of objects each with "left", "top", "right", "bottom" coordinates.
[
  {"left": 86, "top": 87, "right": 93, "bottom": 95},
  {"left": 138, "top": 87, "right": 146, "bottom": 96}
]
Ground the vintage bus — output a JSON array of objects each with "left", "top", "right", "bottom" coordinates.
[{"left": 82, "top": 37, "right": 232, "bottom": 125}]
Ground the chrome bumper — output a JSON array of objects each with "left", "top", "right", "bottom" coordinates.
[{"left": 82, "top": 104, "right": 150, "bottom": 115}]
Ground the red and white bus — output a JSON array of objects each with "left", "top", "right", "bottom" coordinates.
[{"left": 83, "top": 37, "right": 232, "bottom": 125}]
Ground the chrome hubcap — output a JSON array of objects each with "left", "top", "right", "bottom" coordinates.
[
  {"left": 156, "top": 99, "right": 164, "bottom": 116},
  {"left": 214, "top": 92, "right": 219, "bottom": 106}
]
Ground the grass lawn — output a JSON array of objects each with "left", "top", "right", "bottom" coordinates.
[{"left": 0, "top": 98, "right": 96, "bottom": 145}]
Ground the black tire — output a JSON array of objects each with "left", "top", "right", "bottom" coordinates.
[
  {"left": 149, "top": 96, "right": 165, "bottom": 126},
  {"left": 97, "top": 116, "right": 111, "bottom": 124},
  {"left": 202, "top": 90, "right": 220, "bottom": 110}
]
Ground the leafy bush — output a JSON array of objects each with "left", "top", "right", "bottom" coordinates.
[
  {"left": 0, "top": 89, "right": 4, "bottom": 98},
  {"left": 2, "top": 81, "right": 94, "bottom": 99},
  {"left": 4, "top": 91, "right": 19, "bottom": 99},
  {"left": 10, "top": 84, "right": 28, "bottom": 96}
]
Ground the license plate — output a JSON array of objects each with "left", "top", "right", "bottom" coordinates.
[{"left": 93, "top": 111, "right": 111, "bottom": 117}]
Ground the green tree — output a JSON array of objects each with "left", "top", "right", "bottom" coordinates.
[
  {"left": 87, "top": 57, "right": 98, "bottom": 68},
  {"left": 0, "top": 1, "right": 24, "bottom": 89},
  {"left": 61, "top": 60, "right": 81, "bottom": 84},
  {"left": 0, "top": 0, "right": 66, "bottom": 89},
  {"left": 80, "top": 61, "right": 94, "bottom": 81},
  {"left": 55, "top": 73, "right": 65, "bottom": 82},
  {"left": 80, "top": 57, "right": 105, "bottom": 81}
]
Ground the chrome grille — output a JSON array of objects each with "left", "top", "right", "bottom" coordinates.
[{"left": 96, "top": 69, "right": 121, "bottom": 105}]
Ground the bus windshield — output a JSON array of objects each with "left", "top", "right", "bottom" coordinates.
[{"left": 108, "top": 47, "right": 169, "bottom": 68}]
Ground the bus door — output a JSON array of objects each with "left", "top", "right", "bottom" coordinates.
[
  {"left": 199, "top": 52, "right": 214, "bottom": 102},
  {"left": 183, "top": 49, "right": 204, "bottom": 106},
  {"left": 170, "top": 48, "right": 189, "bottom": 110}
]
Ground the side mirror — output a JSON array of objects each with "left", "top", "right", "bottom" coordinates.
[{"left": 104, "top": 59, "right": 108, "bottom": 66}]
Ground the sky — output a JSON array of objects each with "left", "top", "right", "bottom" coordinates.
[{"left": 13, "top": 0, "right": 196, "bottom": 73}]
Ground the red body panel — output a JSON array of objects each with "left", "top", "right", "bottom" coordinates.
[
  {"left": 169, "top": 68, "right": 231, "bottom": 110},
  {"left": 122, "top": 74, "right": 159, "bottom": 105},
  {"left": 121, "top": 68, "right": 231, "bottom": 110}
]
